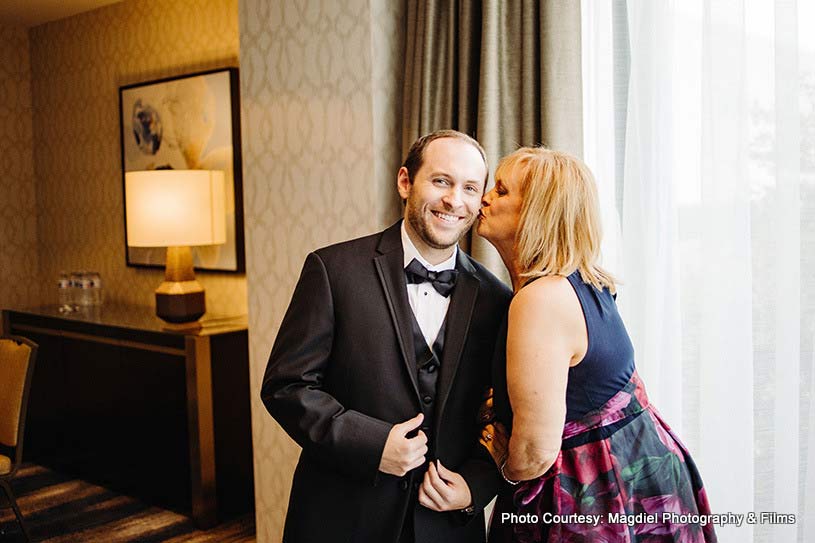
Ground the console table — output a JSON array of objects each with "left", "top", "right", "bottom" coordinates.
[{"left": 1, "top": 304, "right": 254, "bottom": 528}]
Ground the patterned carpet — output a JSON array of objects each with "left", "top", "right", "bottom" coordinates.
[{"left": 0, "top": 464, "right": 255, "bottom": 542}]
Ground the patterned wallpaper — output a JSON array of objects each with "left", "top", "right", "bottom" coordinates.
[
  {"left": 29, "top": 0, "right": 246, "bottom": 316},
  {"left": 0, "top": 24, "right": 40, "bottom": 310},
  {"left": 371, "top": 0, "right": 407, "bottom": 228},
  {"left": 239, "top": 0, "right": 403, "bottom": 540}
]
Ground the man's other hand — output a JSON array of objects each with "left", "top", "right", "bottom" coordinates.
[{"left": 418, "top": 460, "right": 473, "bottom": 512}]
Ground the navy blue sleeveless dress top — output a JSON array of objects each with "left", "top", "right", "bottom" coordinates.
[
  {"left": 564, "top": 271, "right": 635, "bottom": 421},
  {"left": 491, "top": 271, "right": 636, "bottom": 427}
]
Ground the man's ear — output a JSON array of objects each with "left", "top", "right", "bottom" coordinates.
[{"left": 397, "top": 167, "right": 412, "bottom": 201}]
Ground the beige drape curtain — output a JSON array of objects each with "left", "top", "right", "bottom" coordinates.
[{"left": 401, "top": 0, "right": 583, "bottom": 276}]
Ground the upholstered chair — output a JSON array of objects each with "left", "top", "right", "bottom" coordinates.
[{"left": 0, "top": 335, "right": 38, "bottom": 542}]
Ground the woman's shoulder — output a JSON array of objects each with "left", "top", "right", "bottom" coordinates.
[
  {"left": 516, "top": 274, "right": 574, "bottom": 299},
  {"left": 509, "top": 274, "right": 587, "bottom": 366},
  {"left": 511, "top": 274, "right": 580, "bottom": 319}
]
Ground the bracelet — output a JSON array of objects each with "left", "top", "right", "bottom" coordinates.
[{"left": 500, "top": 459, "right": 520, "bottom": 485}]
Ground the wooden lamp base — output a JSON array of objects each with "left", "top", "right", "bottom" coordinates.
[{"left": 155, "top": 246, "right": 206, "bottom": 324}]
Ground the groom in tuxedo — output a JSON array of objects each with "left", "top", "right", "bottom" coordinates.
[{"left": 261, "top": 129, "right": 512, "bottom": 543}]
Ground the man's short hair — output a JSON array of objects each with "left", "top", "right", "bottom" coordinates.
[{"left": 402, "top": 129, "right": 488, "bottom": 183}]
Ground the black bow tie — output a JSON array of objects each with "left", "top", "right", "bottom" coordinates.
[{"left": 405, "top": 258, "right": 459, "bottom": 297}]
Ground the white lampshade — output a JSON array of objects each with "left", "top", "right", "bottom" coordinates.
[{"left": 125, "top": 170, "right": 226, "bottom": 247}]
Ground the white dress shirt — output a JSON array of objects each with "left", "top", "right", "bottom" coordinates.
[{"left": 401, "top": 222, "right": 457, "bottom": 348}]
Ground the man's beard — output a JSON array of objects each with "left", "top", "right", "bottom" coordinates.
[{"left": 406, "top": 202, "right": 474, "bottom": 250}]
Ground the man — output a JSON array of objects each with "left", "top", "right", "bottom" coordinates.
[{"left": 261, "top": 129, "right": 512, "bottom": 543}]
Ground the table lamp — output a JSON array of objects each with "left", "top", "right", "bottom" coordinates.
[{"left": 125, "top": 170, "right": 226, "bottom": 323}]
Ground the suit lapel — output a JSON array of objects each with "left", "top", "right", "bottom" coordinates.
[
  {"left": 435, "top": 253, "right": 480, "bottom": 434},
  {"left": 374, "top": 222, "right": 420, "bottom": 401}
]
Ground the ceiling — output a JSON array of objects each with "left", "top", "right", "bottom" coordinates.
[{"left": 0, "top": 0, "right": 123, "bottom": 28}]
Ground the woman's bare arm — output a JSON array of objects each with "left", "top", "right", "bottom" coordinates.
[{"left": 502, "top": 275, "right": 587, "bottom": 481}]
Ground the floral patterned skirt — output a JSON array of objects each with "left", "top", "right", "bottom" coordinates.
[{"left": 489, "top": 371, "right": 717, "bottom": 543}]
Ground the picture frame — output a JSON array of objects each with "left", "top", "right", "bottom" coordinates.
[{"left": 119, "top": 67, "right": 245, "bottom": 273}]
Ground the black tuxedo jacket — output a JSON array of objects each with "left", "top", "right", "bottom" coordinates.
[{"left": 261, "top": 221, "right": 512, "bottom": 543}]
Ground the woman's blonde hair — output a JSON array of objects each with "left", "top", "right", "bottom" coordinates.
[{"left": 496, "top": 146, "right": 617, "bottom": 293}]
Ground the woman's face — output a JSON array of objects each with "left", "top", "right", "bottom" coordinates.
[{"left": 477, "top": 165, "right": 524, "bottom": 249}]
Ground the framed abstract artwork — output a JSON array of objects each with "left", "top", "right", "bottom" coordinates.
[{"left": 119, "top": 67, "right": 245, "bottom": 272}]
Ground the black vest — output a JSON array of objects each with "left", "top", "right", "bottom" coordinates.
[{"left": 409, "top": 312, "right": 446, "bottom": 456}]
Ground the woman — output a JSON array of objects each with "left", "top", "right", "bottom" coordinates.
[{"left": 477, "top": 147, "right": 716, "bottom": 543}]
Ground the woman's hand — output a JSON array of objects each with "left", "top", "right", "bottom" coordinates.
[
  {"left": 480, "top": 421, "right": 509, "bottom": 468},
  {"left": 478, "top": 387, "right": 496, "bottom": 425}
]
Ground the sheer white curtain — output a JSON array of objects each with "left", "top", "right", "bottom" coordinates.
[{"left": 582, "top": 1, "right": 814, "bottom": 542}]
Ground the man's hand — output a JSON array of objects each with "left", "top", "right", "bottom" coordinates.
[
  {"left": 418, "top": 460, "right": 473, "bottom": 512},
  {"left": 379, "top": 413, "right": 428, "bottom": 476}
]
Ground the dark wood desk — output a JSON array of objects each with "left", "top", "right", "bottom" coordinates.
[{"left": 1, "top": 304, "right": 254, "bottom": 528}]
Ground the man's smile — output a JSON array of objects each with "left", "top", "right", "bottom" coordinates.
[{"left": 431, "top": 210, "right": 464, "bottom": 224}]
